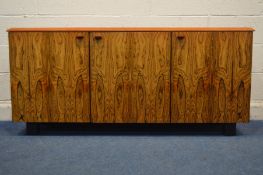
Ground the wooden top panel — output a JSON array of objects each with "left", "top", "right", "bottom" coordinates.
[{"left": 7, "top": 27, "right": 255, "bottom": 32}]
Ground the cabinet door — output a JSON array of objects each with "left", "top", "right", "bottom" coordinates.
[
  {"left": 232, "top": 32, "right": 252, "bottom": 122},
  {"left": 212, "top": 32, "right": 252, "bottom": 123},
  {"left": 49, "top": 32, "right": 90, "bottom": 122},
  {"left": 9, "top": 32, "right": 49, "bottom": 122},
  {"left": 90, "top": 32, "right": 170, "bottom": 123},
  {"left": 212, "top": 32, "right": 233, "bottom": 123},
  {"left": 171, "top": 32, "right": 212, "bottom": 123},
  {"left": 131, "top": 32, "right": 170, "bottom": 123}
]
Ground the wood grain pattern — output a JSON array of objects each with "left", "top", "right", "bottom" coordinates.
[
  {"left": 232, "top": 32, "right": 252, "bottom": 122},
  {"left": 9, "top": 30, "right": 252, "bottom": 123},
  {"left": 17, "top": 82, "right": 25, "bottom": 121},
  {"left": 10, "top": 32, "right": 90, "bottom": 122},
  {"left": 171, "top": 32, "right": 212, "bottom": 123},
  {"left": 49, "top": 32, "right": 90, "bottom": 122},
  {"left": 90, "top": 32, "right": 170, "bottom": 123},
  {"left": 9, "top": 32, "right": 49, "bottom": 122},
  {"left": 171, "top": 31, "right": 252, "bottom": 123},
  {"left": 29, "top": 32, "right": 49, "bottom": 122},
  {"left": 212, "top": 32, "right": 234, "bottom": 123},
  {"left": 212, "top": 32, "right": 252, "bottom": 123},
  {"left": 9, "top": 32, "right": 28, "bottom": 122},
  {"left": 131, "top": 32, "right": 170, "bottom": 123},
  {"left": 90, "top": 32, "right": 129, "bottom": 123}
]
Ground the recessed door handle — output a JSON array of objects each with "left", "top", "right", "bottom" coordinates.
[
  {"left": 94, "top": 35, "right": 102, "bottom": 40},
  {"left": 76, "top": 36, "right": 84, "bottom": 40},
  {"left": 177, "top": 36, "right": 185, "bottom": 40}
]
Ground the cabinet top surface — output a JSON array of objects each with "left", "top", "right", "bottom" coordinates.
[{"left": 7, "top": 27, "right": 255, "bottom": 32}]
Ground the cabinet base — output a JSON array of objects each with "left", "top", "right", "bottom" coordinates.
[
  {"left": 25, "top": 123, "right": 237, "bottom": 136},
  {"left": 26, "top": 123, "right": 40, "bottom": 135},
  {"left": 223, "top": 123, "right": 236, "bottom": 136}
]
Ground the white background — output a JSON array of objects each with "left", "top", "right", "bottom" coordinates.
[{"left": 1, "top": 0, "right": 263, "bottom": 120}]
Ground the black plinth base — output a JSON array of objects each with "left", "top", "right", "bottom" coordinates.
[
  {"left": 26, "top": 123, "right": 237, "bottom": 136},
  {"left": 223, "top": 123, "right": 236, "bottom": 136},
  {"left": 26, "top": 123, "right": 40, "bottom": 135}
]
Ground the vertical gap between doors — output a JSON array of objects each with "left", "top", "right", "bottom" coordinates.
[
  {"left": 88, "top": 32, "right": 92, "bottom": 123},
  {"left": 170, "top": 32, "right": 173, "bottom": 123}
]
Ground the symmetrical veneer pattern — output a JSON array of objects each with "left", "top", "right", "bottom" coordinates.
[
  {"left": 8, "top": 28, "right": 253, "bottom": 123},
  {"left": 49, "top": 32, "right": 90, "bottom": 122},
  {"left": 9, "top": 32, "right": 90, "bottom": 122},
  {"left": 90, "top": 32, "right": 170, "bottom": 123},
  {"left": 9, "top": 32, "right": 49, "bottom": 122},
  {"left": 171, "top": 32, "right": 212, "bottom": 123},
  {"left": 212, "top": 32, "right": 252, "bottom": 123},
  {"left": 171, "top": 32, "right": 252, "bottom": 123}
]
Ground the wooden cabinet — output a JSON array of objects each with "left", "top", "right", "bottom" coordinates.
[{"left": 8, "top": 27, "right": 254, "bottom": 125}]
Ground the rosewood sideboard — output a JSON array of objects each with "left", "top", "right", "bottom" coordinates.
[{"left": 7, "top": 27, "right": 254, "bottom": 135}]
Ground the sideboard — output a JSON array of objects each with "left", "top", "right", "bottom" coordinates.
[{"left": 7, "top": 27, "right": 254, "bottom": 135}]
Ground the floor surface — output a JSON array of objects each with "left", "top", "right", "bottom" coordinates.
[{"left": 0, "top": 121, "right": 263, "bottom": 175}]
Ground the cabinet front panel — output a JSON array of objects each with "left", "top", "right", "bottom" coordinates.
[
  {"left": 232, "top": 32, "right": 252, "bottom": 122},
  {"left": 9, "top": 32, "right": 49, "bottom": 122},
  {"left": 131, "top": 32, "right": 170, "bottom": 123},
  {"left": 212, "top": 32, "right": 234, "bottom": 123},
  {"left": 9, "top": 30, "right": 252, "bottom": 124},
  {"left": 212, "top": 32, "right": 252, "bottom": 123},
  {"left": 90, "top": 32, "right": 129, "bottom": 123},
  {"left": 49, "top": 32, "right": 90, "bottom": 122},
  {"left": 90, "top": 32, "right": 170, "bottom": 123},
  {"left": 171, "top": 32, "right": 212, "bottom": 123}
]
